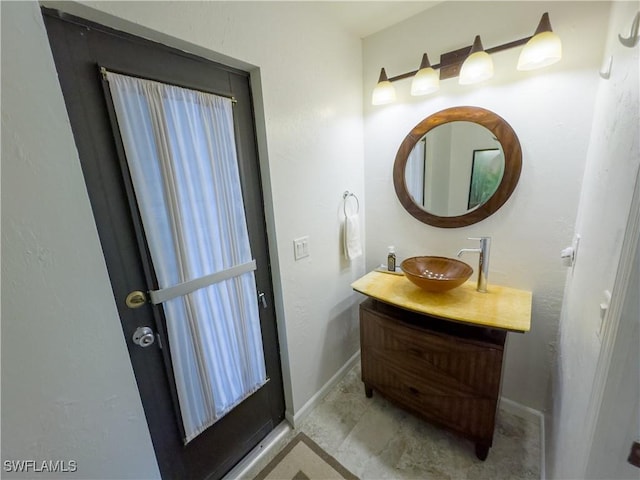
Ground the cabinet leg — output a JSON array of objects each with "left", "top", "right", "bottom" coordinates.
[
  {"left": 475, "top": 443, "right": 490, "bottom": 461},
  {"left": 364, "top": 384, "right": 373, "bottom": 398}
]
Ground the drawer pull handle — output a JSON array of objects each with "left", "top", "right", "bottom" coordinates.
[
  {"left": 408, "top": 348, "right": 423, "bottom": 356},
  {"left": 408, "top": 386, "right": 420, "bottom": 395}
]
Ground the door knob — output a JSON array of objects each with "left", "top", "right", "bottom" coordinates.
[{"left": 132, "top": 326, "right": 155, "bottom": 347}]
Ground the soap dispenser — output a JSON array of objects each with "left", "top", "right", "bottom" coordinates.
[{"left": 387, "top": 246, "right": 396, "bottom": 272}]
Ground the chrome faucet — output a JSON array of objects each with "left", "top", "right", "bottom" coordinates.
[{"left": 457, "top": 237, "right": 491, "bottom": 293}]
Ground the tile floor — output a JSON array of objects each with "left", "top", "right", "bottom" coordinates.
[{"left": 241, "top": 363, "right": 541, "bottom": 479}]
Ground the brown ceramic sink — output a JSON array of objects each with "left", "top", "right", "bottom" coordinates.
[{"left": 400, "top": 256, "right": 473, "bottom": 293}]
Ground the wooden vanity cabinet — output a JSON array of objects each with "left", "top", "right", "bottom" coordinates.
[{"left": 359, "top": 298, "right": 507, "bottom": 461}]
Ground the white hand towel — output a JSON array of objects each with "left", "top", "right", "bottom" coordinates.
[{"left": 344, "top": 213, "right": 362, "bottom": 260}]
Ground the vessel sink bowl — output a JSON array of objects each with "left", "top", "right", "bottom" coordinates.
[{"left": 400, "top": 256, "right": 473, "bottom": 293}]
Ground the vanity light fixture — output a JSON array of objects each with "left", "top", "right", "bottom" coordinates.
[{"left": 372, "top": 12, "right": 562, "bottom": 104}]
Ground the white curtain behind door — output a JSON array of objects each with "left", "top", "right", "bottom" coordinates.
[{"left": 106, "top": 72, "right": 267, "bottom": 443}]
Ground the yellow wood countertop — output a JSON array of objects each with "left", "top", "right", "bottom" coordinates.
[{"left": 351, "top": 270, "right": 532, "bottom": 333}]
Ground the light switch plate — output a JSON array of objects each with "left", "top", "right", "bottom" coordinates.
[{"left": 293, "top": 236, "right": 310, "bottom": 260}]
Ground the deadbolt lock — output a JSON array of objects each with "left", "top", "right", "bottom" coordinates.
[{"left": 126, "top": 290, "right": 148, "bottom": 309}]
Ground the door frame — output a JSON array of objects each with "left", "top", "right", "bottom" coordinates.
[{"left": 582, "top": 165, "right": 640, "bottom": 476}]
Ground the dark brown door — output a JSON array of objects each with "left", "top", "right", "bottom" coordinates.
[{"left": 42, "top": 8, "right": 284, "bottom": 479}]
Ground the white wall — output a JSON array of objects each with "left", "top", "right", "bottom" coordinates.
[
  {"left": 2, "top": 0, "right": 365, "bottom": 476},
  {"left": 363, "top": 1, "right": 611, "bottom": 411},
  {"left": 550, "top": 1, "right": 640, "bottom": 477},
  {"left": 1, "top": 2, "right": 160, "bottom": 478}
]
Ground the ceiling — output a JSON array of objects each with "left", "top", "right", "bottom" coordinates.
[{"left": 316, "top": 1, "right": 442, "bottom": 38}]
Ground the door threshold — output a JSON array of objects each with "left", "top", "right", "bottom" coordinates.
[{"left": 223, "top": 420, "right": 292, "bottom": 479}]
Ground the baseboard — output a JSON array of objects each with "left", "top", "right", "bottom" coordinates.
[
  {"left": 499, "top": 397, "right": 546, "bottom": 479},
  {"left": 287, "top": 350, "right": 361, "bottom": 428}
]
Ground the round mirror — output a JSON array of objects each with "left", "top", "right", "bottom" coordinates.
[{"left": 393, "top": 106, "right": 522, "bottom": 228}]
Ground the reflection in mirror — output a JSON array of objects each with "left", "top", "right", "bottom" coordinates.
[
  {"left": 469, "top": 148, "right": 504, "bottom": 209},
  {"left": 393, "top": 106, "right": 522, "bottom": 228},
  {"left": 405, "top": 121, "right": 504, "bottom": 217}
]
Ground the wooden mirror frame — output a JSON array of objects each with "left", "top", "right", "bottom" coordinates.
[{"left": 393, "top": 106, "right": 522, "bottom": 228}]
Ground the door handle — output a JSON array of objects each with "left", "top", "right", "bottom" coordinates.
[
  {"left": 258, "top": 291, "right": 268, "bottom": 309},
  {"left": 132, "top": 326, "right": 155, "bottom": 348}
]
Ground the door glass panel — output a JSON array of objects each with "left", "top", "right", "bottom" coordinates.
[{"left": 105, "top": 71, "right": 267, "bottom": 443}]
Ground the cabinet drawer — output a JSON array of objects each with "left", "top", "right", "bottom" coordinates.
[
  {"left": 361, "top": 306, "right": 504, "bottom": 398},
  {"left": 362, "top": 356, "right": 496, "bottom": 440}
]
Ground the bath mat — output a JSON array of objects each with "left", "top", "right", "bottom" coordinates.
[{"left": 253, "top": 433, "right": 358, "bottom": 480}]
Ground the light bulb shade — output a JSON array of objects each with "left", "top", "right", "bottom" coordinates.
[
  {"left": 517, "top": 30, "right": 562, "bottom": 70},
  {"left": 518, "top": 13, "right": 562, "bottom": 71},
  {"left": 459, "top": 51, "right": 494, "bottom": 85},
  {"left": 372, "top": 80, "right": 396, "bottom": 105},
  {"left": 372, "top": 68, "right": 396, "bottom": 105},
  {"left": 411, "top": 67, "right": 439, "bottom": 96}
]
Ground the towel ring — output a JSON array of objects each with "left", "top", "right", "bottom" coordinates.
[{"left": 343, "top": 191, "right": 360, "bottom": 217}]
